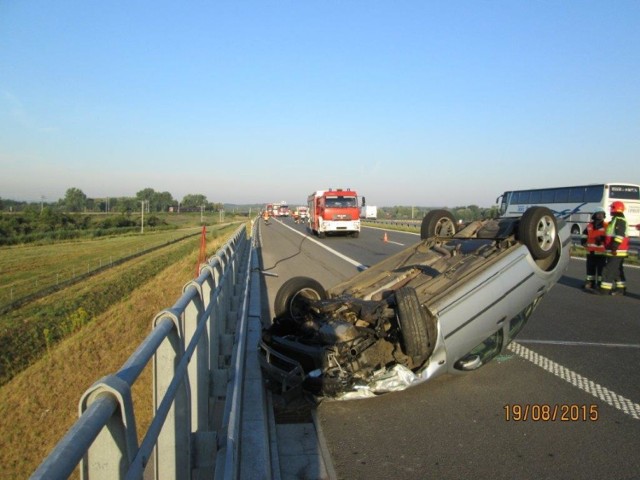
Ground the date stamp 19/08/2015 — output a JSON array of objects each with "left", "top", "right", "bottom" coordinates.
[{"left": 504, "top": 404, "right": 599, "bottom": 422}]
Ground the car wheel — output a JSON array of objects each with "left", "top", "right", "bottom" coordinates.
[
  {"left": 518, "top": 207, "right": 558, "bottom": 260},
  {"left": 395, "top": 287, "right": 432, "bottom": 365},
  {"left": 420, "top": 209, "right": 457, "bottom": 240},
  {"left": 274, "top": 277, "right": 328, "bottom": 320}
]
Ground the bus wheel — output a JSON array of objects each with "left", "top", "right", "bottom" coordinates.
[
  {"left": 420, "top": 209, "right": 457, "bottom": 240},
  {"left": 518, "top": 207, "right": 558, "bottom": 260}
]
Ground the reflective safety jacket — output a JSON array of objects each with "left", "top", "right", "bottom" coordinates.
[
  {"left": 585, "top": 221, "right": 607, "bottom": 254},
  {"left": 604, "top": 214, "right": 629, "bottom": 257}
]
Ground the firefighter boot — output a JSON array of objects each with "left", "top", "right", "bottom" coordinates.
[{"left": 583, "top": 281, "right": 594, "bottom": 290}]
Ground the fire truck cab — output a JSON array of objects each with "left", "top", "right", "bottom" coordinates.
[{"left": 308, "top": 188, "right": 361, "bottom": 238}]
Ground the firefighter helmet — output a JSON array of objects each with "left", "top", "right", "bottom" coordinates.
[
  {"left": 610, "top": 201, "right": 625, "bottom": 213},
  {"left": 591, "top": 207, "right": 606, "bottom": 220}
]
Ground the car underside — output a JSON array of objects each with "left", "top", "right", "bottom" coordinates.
[{"left": 259, "top": 207, "right": 570, "bottom": 399}]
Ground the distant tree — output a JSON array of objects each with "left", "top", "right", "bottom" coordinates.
[
  {"left": 152, "top": 191, "right": 175, "bottom": 212},
  {"left": 136, "top": 188, "right": 155, "bottom": 203},
  {"left": 64, "top": 188, "right": 87, "bottom": 212},
  {"left": 116, "top": 197, "right": 137, "bottom": 214},
  {"left": 134, "top": 189, "right": 175, "bottom": 212},
  {"left": 181, "top": 194, "right": 208, "bottom": 211}
]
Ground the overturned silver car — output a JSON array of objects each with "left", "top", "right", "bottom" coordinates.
[{"left": 259, "top": 207, "right": 570, "bottom": 399}]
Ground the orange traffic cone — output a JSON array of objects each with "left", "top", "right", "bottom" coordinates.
[{"left": 383, "top": 232, "right": 388, "bottom": 243}]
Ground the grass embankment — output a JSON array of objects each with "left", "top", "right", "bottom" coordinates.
[
  {"left": 0, "top": 223, "right": 244, "bottom": 479},
  {"left": 0, "top": 228, "right": 203, "bottom": 310}
]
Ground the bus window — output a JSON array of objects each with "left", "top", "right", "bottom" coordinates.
[
  {"left": 554, "top": 188, "right": 569, "bottom": 203},
  {"left": 569, "top": 187, "right": 585, "bottom": 203},
  {"left": 585, "top": 185, "right": 604, "bottom": 202},
  {"left": 541, "top": 190, "right": 555, "bottom": 203},
  {"left": 530, "top": 190, "right": 542, "bottom": 203},
  {"left": 515, "top": 191, "right": 530, "bottom": 204},
  {"left": 609, "top": 185, "right": 640, "bottom": 200}
]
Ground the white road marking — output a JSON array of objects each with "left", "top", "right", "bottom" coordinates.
[
  {"left": 277, "top": 220, "right": 368, "bottom": 270},
  {"left": 508, "top": 341, "right": 640, "bottom": 420},
  {"left": 517, "top": 339, "right": 640, "bottom": 349}
]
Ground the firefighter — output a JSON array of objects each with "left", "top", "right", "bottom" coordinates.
[
  {"left": 580, "top": 207, "right": 607, "bottom": 290},
  {"left": 594, "top": 201, "right": 629, "bottom": 296}
]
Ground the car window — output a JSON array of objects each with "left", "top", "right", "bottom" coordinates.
[{"left": 454, "top": 330, "right": 503, "bottom": 371}]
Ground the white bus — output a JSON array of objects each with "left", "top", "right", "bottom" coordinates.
[{"left": 497, "top": 182, "right": 640, "bottom": 237}]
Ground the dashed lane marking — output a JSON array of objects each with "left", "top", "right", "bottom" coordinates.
[{"left": 508, "top": 341, "right": 640, "bottom": 420}]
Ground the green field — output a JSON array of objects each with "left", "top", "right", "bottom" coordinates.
[
  {"left": 0, "top": 210, "right": 251, "bottom": 309},
  {"left": 0, "top": 222, "right": 245, "bottom": 479},
  {"left": 0, "top": 222, "right": 244, "bottom": 383},
  {"left": 0, "top": 227, "right": 204, "bottom": 308}
]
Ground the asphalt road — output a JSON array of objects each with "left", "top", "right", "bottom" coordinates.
[{"left": 256, "top": 217, "right": 640, "bottom": 480}]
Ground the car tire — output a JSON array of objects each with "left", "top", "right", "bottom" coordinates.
[
  {"left": 420, "top": 209, "right": 457, "bottom": 240},
  {"left": 395, "top": 287, "right": 432, "bottom": 365},
  {"left": 274, "top": 277, "right": 328, "bottom": 320},
  {"left": 518, "top": 207, "right": 558, "bottom": 260}
]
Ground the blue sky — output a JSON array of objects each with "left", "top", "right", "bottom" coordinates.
[{"left": 1, "top": 1, "right": 638, "bottom": 208}]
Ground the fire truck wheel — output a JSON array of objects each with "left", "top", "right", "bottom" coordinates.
[{"left": 274, "top": 277, "right": 328, "bottom": 321}]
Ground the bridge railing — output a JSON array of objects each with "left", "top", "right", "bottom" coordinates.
[{"left": 31, "top": 223, "right": 253, "bottom": 480}]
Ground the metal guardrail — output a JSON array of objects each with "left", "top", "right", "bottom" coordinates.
[{"left": 31, "top": 223, "right": 253, "bottom": 480}]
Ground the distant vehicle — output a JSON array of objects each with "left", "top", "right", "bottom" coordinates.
[
  {"left": 307, "top": 188, "right": 360, "bottom": 238},
  {"left": 296, "top": 206, "right": 309, "bottom": 219},
  {"left": 265, "top": 204, "right": 274, "bottom": 217},
  {"left": 278, "top": 202, "right": 291, "bottom": 217},
  {"left": 259, "top": 207, "right": 570, "bottom": 398},
  {"left": 360, "top": 205, "right": 377, "bottom": 219},
  {"left": 497, "top": 182, "right": 640, "bottom": 237},
  {"left": 270, "top": 203, "right": 280, "bottom": 217}
]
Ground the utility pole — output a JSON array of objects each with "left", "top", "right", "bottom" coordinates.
[
  {"left": 200, "top": 205, "right": 204, "bottom": 224},
  {"left": 141, "top": 200, "right": 145, "bottom": 234}
]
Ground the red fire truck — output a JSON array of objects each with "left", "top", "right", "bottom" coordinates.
[{"left": 307, "top": 188, "right": 361, "bottom": 238}]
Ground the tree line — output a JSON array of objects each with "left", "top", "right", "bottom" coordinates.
[
  {"left": 0, "top": 187, "right": 224, "bottom": 214},
  {"left": 378, "top": 205, "right": 500, "bottom": 222}
]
